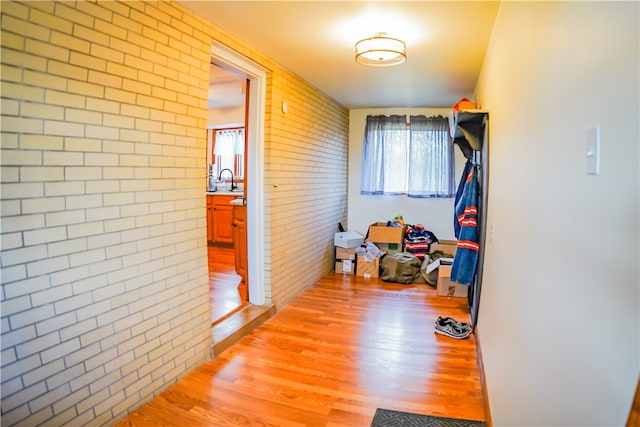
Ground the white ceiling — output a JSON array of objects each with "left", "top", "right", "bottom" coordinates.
[
  {"left": 180, "top": 1, "right": 501, "bottom": 109},
  {"left": 208, "top": 62, "right": 246, "bottom": 109}
]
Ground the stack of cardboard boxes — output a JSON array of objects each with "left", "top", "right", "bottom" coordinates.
[
  {"left": 356, "top": 223, "right": 406, "bottom": 278},
  {"left": 334, "top": 231, "right": 363, "bottom": 275},
  {"left": 334, "top": 226, "right": 466, "bottom": 294},
  {"left": 429, "top": 240, "right": 467, "bottom": 297},
  {"left": 334, "top": 223, "right": 406, "bottom": 278},
  {"left": 366, "top": 222, "right": 405, "bottom": 255}
]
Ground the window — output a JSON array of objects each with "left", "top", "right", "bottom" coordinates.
[
  {"left": 360, "top": 115, "right": 454, "bottom": 198},
  {"left": 210, "top": 128, "right": 244, "bottom": 178}
]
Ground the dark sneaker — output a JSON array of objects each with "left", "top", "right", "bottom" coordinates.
[
  {"left": 434, "top": 318, "right": 471, "bottom": 339},
  {"left": 437, "top": 316, "right": 470, "bottom": 331}
]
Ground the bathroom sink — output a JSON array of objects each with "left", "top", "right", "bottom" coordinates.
[{"left": 207, "top": 188, "right": 243, "bottom": 194}]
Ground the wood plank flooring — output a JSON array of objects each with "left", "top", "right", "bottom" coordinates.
[
  {"left": 117, "top": 272, "right": 485, "bottom": 426},
  {"left": 208, "top": 245, "right": 246, "bottom": 324}
]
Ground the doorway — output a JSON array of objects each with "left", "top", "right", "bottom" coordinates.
[
  {"left": 208, "top": 42, "right": 267, "bottom": 325},
  {"left": 207, "top": 62, "right": 247, "bottom": 324}
]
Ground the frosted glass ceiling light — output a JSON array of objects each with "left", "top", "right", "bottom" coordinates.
[{"left": 355, "top": 32, "right": 406, "bottom": 67}]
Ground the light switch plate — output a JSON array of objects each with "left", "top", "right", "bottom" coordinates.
[{"left": 586, "top": 125, "right": 600, "bottom": 175}]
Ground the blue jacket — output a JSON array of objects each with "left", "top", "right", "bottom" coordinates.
[
  {"left": 454, "top": 160, "right": 473, "bottom": 238},
  {"left": 450, "top": 167, "right": 479, "bottom": 285}
]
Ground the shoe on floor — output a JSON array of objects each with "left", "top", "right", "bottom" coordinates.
[
  {"left": 434, "top": 319, "right": 471, "bottom": 339},
  {"left": 436, "top": 316, "right": 470, "bottom": 331}
]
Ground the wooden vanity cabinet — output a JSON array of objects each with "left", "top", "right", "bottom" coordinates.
[
  {"left": 207, "top": 195, "right": 235, "bottom": 244},
  {"left": 206, "top": 196, "right": 213, "bottom": 242},
  {"left": 232, "top": 204, "right": 248, "bottom": 301}
]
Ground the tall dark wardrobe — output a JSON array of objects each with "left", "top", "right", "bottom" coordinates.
[{"left": 448, "top": 110, "right": 489, "bottom": 330}]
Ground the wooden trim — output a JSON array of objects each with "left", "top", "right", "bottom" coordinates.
[
  {"left": 474, "top": 325, "right": 493, "bottom": 427},
  {"left": 207, "top": 129, "right": 214, "bottom": 165},
  {"left": 211, "top": 39, "right": 267, "bottom": 306},
  {"left": 243, "top": 78, "right": 249, "bottom": 197},
  {"left": 627, "top": 375, "right": 640, "bottom": 427}
]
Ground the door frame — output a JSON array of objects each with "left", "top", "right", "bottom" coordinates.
[{"left": 211, "top": 41, "right": 267, "bottom": 306}]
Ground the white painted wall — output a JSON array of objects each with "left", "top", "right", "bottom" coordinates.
[
  {"left": 207, "top": 105, "right": 244, "bottom": 128},
  {"left": 475, "top": 2, "right": 639, "bottom": 425},
  {"left": 348, "top": 108, "right": 466, "bottom": 240}
]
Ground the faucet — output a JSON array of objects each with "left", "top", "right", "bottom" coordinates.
[{"left": 218, "top": 168, "right": 236, "bottom": 191}]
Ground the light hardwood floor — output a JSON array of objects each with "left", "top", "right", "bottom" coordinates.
[
  {"left": 117, "top": 272, "right": 486, "bottom": 426},
  {"left": 208, "top": 245, "right": 246, "bottom": 324}
]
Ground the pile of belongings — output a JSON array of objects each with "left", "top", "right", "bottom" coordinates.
[
  {"left": 381, "top": 252, "right": 425, "bottom": 284},
  {"left": 404, "top": 224, "right": 438, "bottom": 260},
  {"left": 421, "top": 251, "right": 453, "bottom": 287},
  {"left": 355, "top": 241, "right": 385, "bottom": 262},
  {"left": 386, "top": 214, "right": 405, "bottom": 228}
]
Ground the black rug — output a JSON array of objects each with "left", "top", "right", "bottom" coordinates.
[{"left": 370, "top": 409, "right": 485, "bottom": 427}]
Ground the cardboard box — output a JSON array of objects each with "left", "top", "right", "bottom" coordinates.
[
  {"left": 456, "top": 100, "right": 478, "bottom": 111},
  {"left": 335, "top": 259, "right": 355, "bottom": 275},
  {"left": 374, "top": 242, "right": 403, "bottom": 255},
  {"left": 335, "top": 246, "right": 356, "bottom": 260},
  {"left": 424, "top": 257, "right": 454, "bottom": 275},
  {"left": 356, "top": 255, "right": 379, "bottom": 278},
  {"left": 430, "top": 239, "right": 457, "bottom": 257},
  {"left": 436, "top": 265, "right": 468, "bottom": 298},
  {"left": 334, "top": 231, "right": 364, "bottom": 248},
  {"left": 367, "top": 222, "right": 405, "bottom": 245}
]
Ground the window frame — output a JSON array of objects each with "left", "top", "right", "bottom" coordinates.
[
  {"left": 360, "top": 114, "right": 454, "bottom": 198},
  {"left": 210, "top": 126, "right": 245, "bottom": 179}
]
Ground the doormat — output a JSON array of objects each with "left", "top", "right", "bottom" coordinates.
[{"left": 370, "top": 408, "right": 485, "bottom": 427}]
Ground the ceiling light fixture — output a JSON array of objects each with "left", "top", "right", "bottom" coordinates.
[{"left": 355, "top": 32, "right": 407, "bottom": 67}]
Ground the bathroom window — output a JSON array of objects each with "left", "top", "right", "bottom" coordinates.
[
  {"left": 210, "top": 127, "right": 244, "bottom": 178},
  {"left": 360, "top": 115, "right": 454, "bottom": 198}
]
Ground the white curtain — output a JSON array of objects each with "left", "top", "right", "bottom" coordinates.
[
  {"left": 214, "top": 129, "right": 244, "bottom": 177},
  {"left": 361, "top": 115, "right": 454, "bottom": 198},
  {"left": 407, "top": 115, "right": 454, "bottom": 197},
  {"left": 214, "top": 129, "right": 244, "bottom": 156},
  {"left": 361, "top": 115, "right": 407, "bottom": 195}
]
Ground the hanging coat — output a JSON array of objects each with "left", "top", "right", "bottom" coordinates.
[
  {"left": 451, "top": 167, "right": 480, "bottom": 285},
  {"left": 454, "top": 159, "right": 473, "bottom": 239}
]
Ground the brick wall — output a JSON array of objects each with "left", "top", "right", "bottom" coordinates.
[
  {"left": 268, "top": 75, "right": 349, "bottom": 306},
  {"left": 184, "top": 7, "right": 350, "bottom": 308},
  {"left": 0, "top": 1, "right": 348, "bottom": 425}
]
